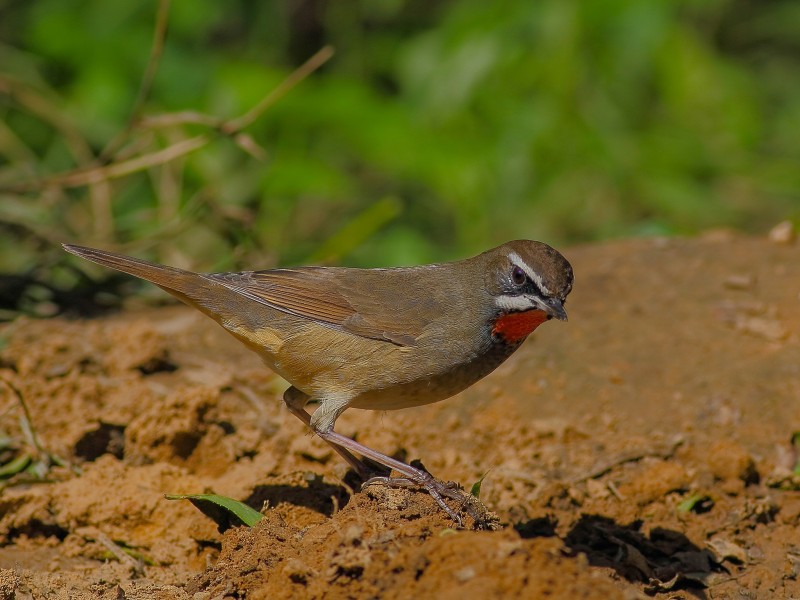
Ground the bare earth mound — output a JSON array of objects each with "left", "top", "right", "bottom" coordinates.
[{"left": 1, "top": 233, "right": 799, "bottom": 599}]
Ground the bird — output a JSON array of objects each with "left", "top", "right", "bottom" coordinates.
[{"left": 63, "top": 240, "right": 573, "bottom": 524}]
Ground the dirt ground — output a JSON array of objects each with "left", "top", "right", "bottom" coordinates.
[{"left": 1, "top": 233, "right": 799, "bottom": 599}]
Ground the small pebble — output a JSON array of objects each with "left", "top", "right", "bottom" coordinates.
[
  {"left": 768, "top": 220, "right": 795, "bottom": 245},
  {"left": 454, "top": 566, "right": 476, "bottom": 582},
  {"left": 706, "top": 538, "right": 747, "bottom": 564},
  {"left": 724, "top": 274, "right": 756, "bottom": 290},
  {"left": 736, "top": 316, "right": 789, "bottom": 342}
]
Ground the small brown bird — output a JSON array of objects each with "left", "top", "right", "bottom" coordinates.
[{"left": 63, "top": 241, "right": 573, "bottom": 523}]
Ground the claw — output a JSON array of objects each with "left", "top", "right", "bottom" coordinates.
[
  {"left": 282, "top": 404, "right": 498, "bottom": 528},
  {"left": 362, "top": 473, "right": 470, "bottom": 526},
  {"left": 362, "top": 476, "right": 417, "bottom": 489}
]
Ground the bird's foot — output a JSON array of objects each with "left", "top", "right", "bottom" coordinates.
[
  {"left": 362, "top": 473, "right": 498, "bottom": 530},
  {"left": 314, "top": 427, "right": 499, "bottom": 529}
]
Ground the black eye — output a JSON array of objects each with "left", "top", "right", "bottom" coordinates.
[{"left": 511, "top": 266, "right": 526, "bottom": 286}]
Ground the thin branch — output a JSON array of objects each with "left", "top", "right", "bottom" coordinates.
[
  {"left": 93, "top": 530, "right": 146, "bottom": 576},
  {"left": 568, "top": 436, "right": 685, "bottom": 484},
  {"left": 224, "top": 45, "right": 335, "bottom": 132},
  {"left": 0, "top": 75, "right": 95, "bottom": 166},
  {"left": 140, "top": 111, "right": 222, "bottom": 129},
  {"left": 10, "top": 135, "right": 208, "bottom": 191},
  {"left": 88, "top": 178, "right": 114, "bottom": 242},
  {"left": 86, "top": 0, "right": 171, "bottom": 241},
  {"left": 233, "top": 132, "right": 268, "bottom": 161},
  {"left": 0, "top": 45, "right": 334, "bottom": 193},
  {"left": 100, "top": 0, "right": 172, "bottom": 162},
  {"left": 0, "top": 118, "right": 38, "bottom": 163}
]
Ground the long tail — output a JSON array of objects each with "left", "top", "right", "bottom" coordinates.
[
  {"left": 63, "top": 243, "right": 206, "bottom": 296},
  {"left": 62, "top": 244, "right": 249, "bottom": 325}
]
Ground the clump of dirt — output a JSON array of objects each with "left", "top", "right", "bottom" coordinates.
[
  {"left": 187, "top": 502, "right": 628, "bottom": 600},
  {"left": 1, "top": 233, "right": 799, "bottom": 598}
]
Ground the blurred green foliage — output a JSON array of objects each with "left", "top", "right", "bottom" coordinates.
[{"left": 0, "top": 0, "right": 798, "bottom": 308}]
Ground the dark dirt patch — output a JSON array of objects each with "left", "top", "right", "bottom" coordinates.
[{"left": 1, "top": 233, "right": 799, "bottom": 598}]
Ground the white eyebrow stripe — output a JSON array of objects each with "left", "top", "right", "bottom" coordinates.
[{"left": 507, "top": 251, "right": 551, "bottom": 296}]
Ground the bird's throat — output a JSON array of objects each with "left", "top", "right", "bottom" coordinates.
[{"left": 492, "top": 309, "right": 548, "bottom": 344}]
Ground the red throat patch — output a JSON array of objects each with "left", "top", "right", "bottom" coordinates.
[{"left": 492, "top": 310, "right": 548, "bottom": 343}]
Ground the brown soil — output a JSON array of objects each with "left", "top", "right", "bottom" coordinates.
[{"left": 1, "top": 233, "right": 799, "bottom": 599}]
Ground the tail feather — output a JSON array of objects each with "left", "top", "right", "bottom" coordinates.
[
  {"left": 63, "top": 243, "right": 201, "bottom": 295},
  {"left": 63, "top": 243, "right": 280, "bottom": 345}
]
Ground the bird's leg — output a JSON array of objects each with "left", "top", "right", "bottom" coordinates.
[
  {"left": 282, "top": 387, "right": 372, "bottom": 477},
  {"left": 316, "top": 428, "right": 469, "bottom": 525},
  {"left": 284, "top": 387, "right": 486, "bottom": 527}
]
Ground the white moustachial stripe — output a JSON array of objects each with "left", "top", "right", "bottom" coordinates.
[{"left": 494, "top": 294, "right": 536, "bottom": 312}]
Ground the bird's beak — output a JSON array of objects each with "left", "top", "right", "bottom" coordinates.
[{"left": 543, "top": 297, "right": 568, "bottom": 321}]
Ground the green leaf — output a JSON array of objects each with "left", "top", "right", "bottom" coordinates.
[
  {"left": 306, "top": 196, "right": 403, "bottom": 264},
  {"left": 470, "top": 470, "right": 490, "bottom": 498},
  {"left": 677, "top": 493, "right": 713, "bottom": 514},
  {"left": 165, "top": 493, "right": 263, "bottom": 531},
  {"left": 0, "top": 454, "right": 31, "bottom": 478}
]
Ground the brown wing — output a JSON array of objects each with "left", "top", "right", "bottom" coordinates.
[{"left": 206, "top": 267, "right": 421, "bottom": 346}]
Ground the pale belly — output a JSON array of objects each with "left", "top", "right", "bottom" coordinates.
[
  {"left": 223, "top": 313, "right": 525, "bottom": 412},
  {"left": 347, "top": 339, "right": 523, "bottom": 411}
]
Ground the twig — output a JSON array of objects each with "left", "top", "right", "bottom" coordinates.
[
  {"left": 140, "top": 111, "right": 222, "bottom": 129},
  {"left": 42, "top": 135, "right": 209, "bottom": 189},
  {"left": 224, "top": 45, "right": 334, "bottom": 132},
  {"left": 607, "top": 480, "right": 626, "bottom": 501},
  {"left": 0, "top": 118, "right": 37, "bottom": 163},
  {"left": 135, "top": 46, "right": 335, "bottom": 158},
  {"left": 88, "top": 179, "right": 113, "bottom": 242},
  {"left": 100, "top": 0, "right": 172, "bottom": 162},
  {"left": 1, "top": 45, "right": 334, "bottom": 194},
  {"left": 0, "top": 75, "right": 95, "bottom": 167},
  {"left": 0, "top": 209, "right": 67, "bottom": 247},
  {"left": 0, "top": 377, "right": 47, "bottom": 462},
  {"left": 569, "top": 436, "right": 684, "bottom": 484},
  {"left": 0, "top": 375, "right": 79, "bottom": 476},
  {"left": 232, "top": 132, "right": 268, "bottom": 161},
  {"left": 95, "top": 531, "right": 146, "bottom": 577}
]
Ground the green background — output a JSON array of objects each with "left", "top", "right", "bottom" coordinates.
[{"left": 1, "top": 0, "right": 798, "bottom": 314}]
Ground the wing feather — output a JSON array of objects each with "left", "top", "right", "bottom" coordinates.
[{"left": 206, "top": 267, "right": 421, "bottom": 346}]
